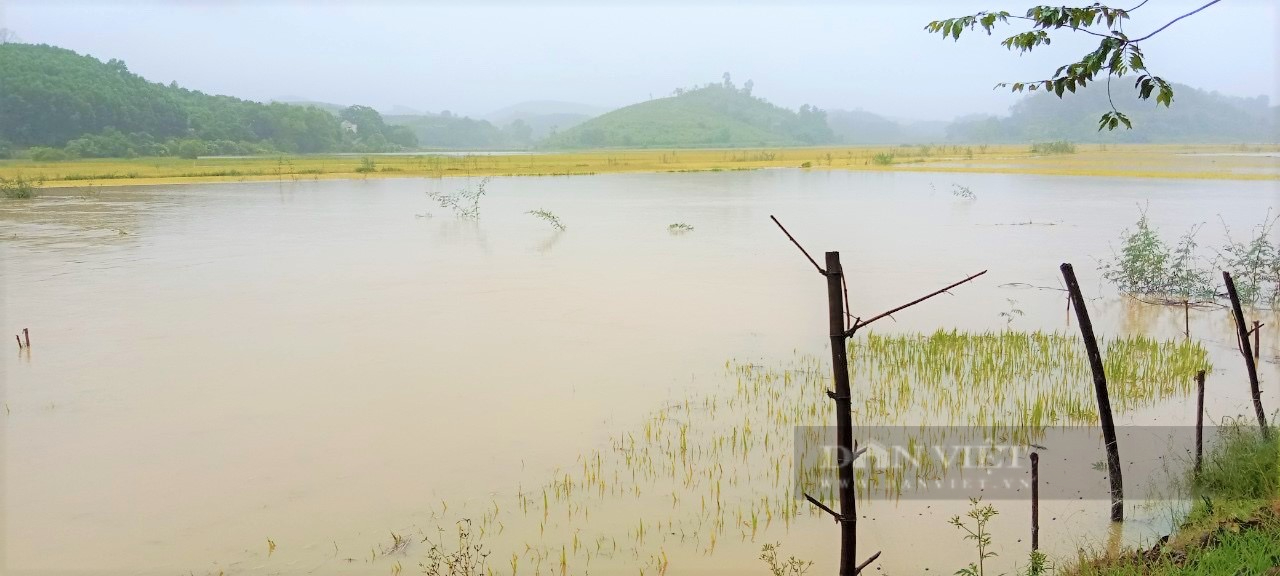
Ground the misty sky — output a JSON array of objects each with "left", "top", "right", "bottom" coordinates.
[{"left": 4, "top": 1, "right": 1278, "bottom": 121}]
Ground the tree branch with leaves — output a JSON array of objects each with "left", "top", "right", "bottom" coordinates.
[{"left": 925, "top": 1, "right": 1221, "bottom": 130}]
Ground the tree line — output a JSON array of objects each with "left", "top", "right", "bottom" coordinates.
[{"left": 0, "top": 43, "right": 416, "bottom": 160}]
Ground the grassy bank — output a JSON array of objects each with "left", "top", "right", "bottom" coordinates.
[
  {"left": 1069, "top": 423, "right": 1280, "bottom": 575},
  {"left": 0, "top": 144, "right": 1276, "bottom": 189}
]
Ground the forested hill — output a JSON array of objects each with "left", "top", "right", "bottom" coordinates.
[
  {"left": 0, "top": 43, "right": 414, "bottom": 158},
  {"left": 542, "top": 81, "right": 834, "bottom": 148},
  {"left": 947, "top": 80, "right": 1278, "bottom": 143}
]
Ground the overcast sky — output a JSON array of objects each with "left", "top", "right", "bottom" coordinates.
[{"left": 4, "top": 1, "right": 1277, "bottom": 121}]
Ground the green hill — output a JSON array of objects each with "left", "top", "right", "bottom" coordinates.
[
  {"left": 0, "top": 43, "right": 412, "bottom": 158},
  {"left": 542, "top": 82, "right": 833, "bottom": 148},
  {"left": 946, "top": 80, "right": 1278, "bottom": 144}
]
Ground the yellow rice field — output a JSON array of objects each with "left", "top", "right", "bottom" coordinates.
[{"left": 1, "top": 143, "right": 1277, "bottom": 188}]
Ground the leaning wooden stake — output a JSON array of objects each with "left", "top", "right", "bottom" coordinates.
[
  {"left": 23, "top": 328, "right": 29, "bottom": 348},
  {"left": 1194, "top": 370, "right": 1205, "bottom": 476},
  {"left": 1222, "top": 272, "right": 1269, "bottom": 437},
  {"left": 1030, "top": 452, "right": 1040, "bottom": 551},
  {"left": 1060, "top": 263, "right": 1123, "bottom": 522}
]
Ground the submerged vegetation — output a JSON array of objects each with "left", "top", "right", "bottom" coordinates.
[
  {"left": 428, "top": 176, "right": 490, "bottom": 220},
  {"left": 421, "top": 519, "right": 490, "bottom": 576},
  {"left": 526, "top": 209, "right": 566, "bottom": 231},
  {"left": 759, "top": 542, "right": 813, "bottom": 576},
  {"left": 424, "top": 328, "right": 1208, "bottom": 574},
  {"left": 1100, "top": 208, "right": 1280, "bottom": 306}
]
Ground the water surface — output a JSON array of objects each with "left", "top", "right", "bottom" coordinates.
[{"left": 3, "top": 171, "right": 1278, "bottom": 574}]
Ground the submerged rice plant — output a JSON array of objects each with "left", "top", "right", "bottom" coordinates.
[{"left": 407, "top": 329, "right": 1208, "bottom": 574}]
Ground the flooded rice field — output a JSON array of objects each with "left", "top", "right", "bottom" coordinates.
[{"left": 3, "top": 170, "right": 1279, "bottom": 574}]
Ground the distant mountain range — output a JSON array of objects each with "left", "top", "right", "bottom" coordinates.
[
  {"left": 946, "top": 81, "right": 1278, "bottom": 143},
  {"left": 484, "top": 100, "right": 607, "bottom": 141},
  {"left": 825, "top": 110, "right": 948, "bottom": 145},
  {"left": 2, "top": 42, "right": 1275, "bottom": 159}
]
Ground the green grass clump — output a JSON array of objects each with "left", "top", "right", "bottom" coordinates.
[
  {"left": 1068, "top": 423, "right": 1280, "bottom": 575},
  {"left": 667, "top": 222, "right": 695, "bottom": 233},
  {"left": 1194, "top": 423, "right": 1279, "bottom": 502},
  {"left": 1, "top": 175, "right": 39, "bottom": 199},
  {"left": 871, "top": 152, "right": 894, "bottom": 165},
  {"left": 1030, "top": 140, "right": 1076, "bottom": 154}
]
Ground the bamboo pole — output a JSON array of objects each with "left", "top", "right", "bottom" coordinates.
[
  {"left": 1222, "top": 272, "right": 1268, "bottom": 437},
  {"left": 1060, "top": 263, "right": 1123, "bottom": 522}
]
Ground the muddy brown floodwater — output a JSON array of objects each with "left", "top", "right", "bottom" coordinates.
[{"left": 3, "top": 170, "right": 1278, "bottom": 575}]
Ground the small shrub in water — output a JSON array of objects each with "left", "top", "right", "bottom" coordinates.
[
  {"left": 526, "top": 208, "right": 566, "bottom": 231},
  {"left": 421, "top": 519, "right": 489, "bottom": 576},
  {"left": 667, "top": 222, "right": 695, "bottom": 234},
  {"left": 1101, "top": 207, "right": 1276, "bottom": 305},
  {"left": 950, "top": 497, "right": 998, "bottom": 576},
  {"left": 1216, "top": 213, "right": 1279, "bottom": 307},
  {"left": 428, "top": 176, "right": 489, "bottom": 220},
  {"left": 871, "top": 152, "right": 894, "bottom": 165},
  {"left": 355, "top": 157, "right": 377, "bottom": 173},
  {"left": 759, "top": 542, "right": 813, "bottom": 576},
  {"left": 1100, "top": 208, "right": 1171, "bottom": 295}
]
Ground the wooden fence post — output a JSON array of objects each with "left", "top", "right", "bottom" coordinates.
[
  {"left": 1031, "top": 452, "right": 1040, "bottom": 551},
  {"left": 825, "top": 252, "right": 860, "bottom": 576},
  {"left": 1222, "top": 272, "right": 1269, "bottom": 437},
  {"left": 1060, "top": 263, "right": 1123, "bottom": 522},
  {"left": 771, "top": 216, "right": 983, "bottom": 575}
]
